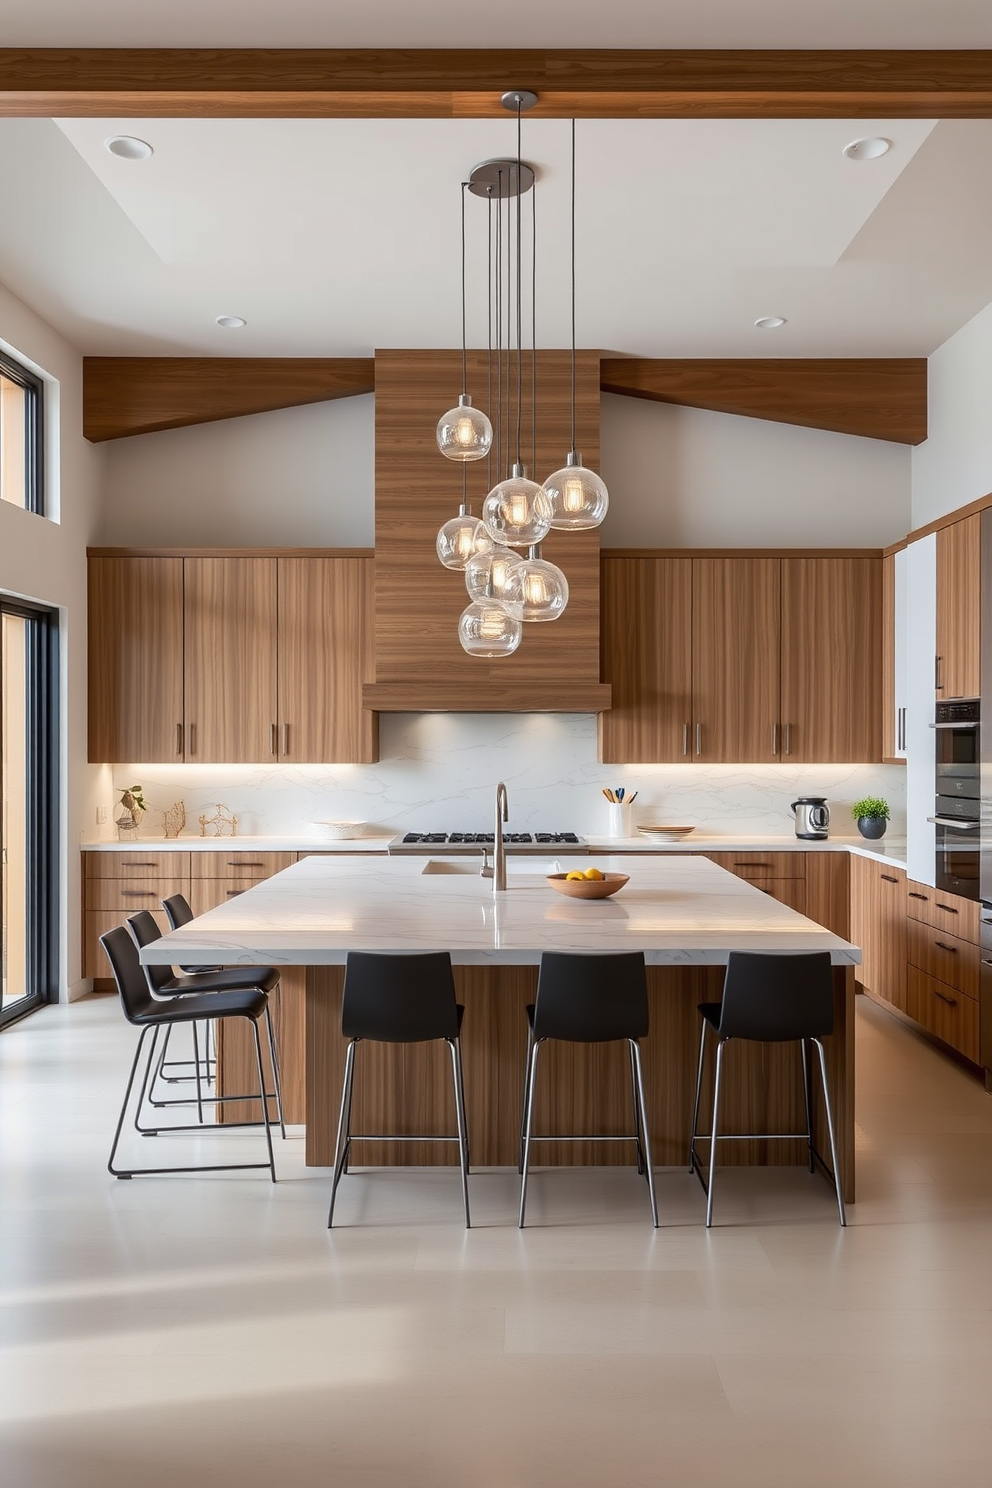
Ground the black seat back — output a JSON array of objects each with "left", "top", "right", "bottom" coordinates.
[
  {"left": 341, "top": 952, "right": 459, "bottom": 1043},
  {"left": 717, "top": 951, "right": 834, "bottom": 1042},
  {"left": 162, "top": 893, "right": 194, "bottom": 930},
  {"left": 101, "top": 925, "right": 160, "bottom": 1023},
  {"left": 125, "top": 910, "right": 175, "bottom": 993},
  {"left": 532, "top": 952, "right": 648, "bottom": 1042}
]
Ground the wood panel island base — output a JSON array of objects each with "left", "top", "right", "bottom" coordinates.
[{"left": 142, "top": 855, "right": 859, "bottom": 1204}]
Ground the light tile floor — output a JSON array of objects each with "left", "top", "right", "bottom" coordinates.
[{"left": 2, "top": 993, "right": 992, "bottom": 1486}]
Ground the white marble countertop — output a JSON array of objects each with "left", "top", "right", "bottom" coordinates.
[
  {"left": 80, "top": 831, "right": 907, "bottom": 869},
  {"left": 139, "top": 853, "right": 861, "bottom": 969}
]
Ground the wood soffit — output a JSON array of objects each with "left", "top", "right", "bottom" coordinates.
[
  {"left": 3, "top": 49, "right": 992, "bottom": 118},
  {"left": 83, "top": 355, "right": 927, "bottom": 446}
]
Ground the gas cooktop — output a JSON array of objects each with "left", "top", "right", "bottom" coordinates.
[{"left": 389, "top": 830, "right": 584, "bottom": 852}]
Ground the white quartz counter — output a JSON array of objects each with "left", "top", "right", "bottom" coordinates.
[
  {"left": 140, "top": 852, "right": 860, "bottom": 969},
  {"left": 80, "top": 834, "right": 396, "bottom": 853}
]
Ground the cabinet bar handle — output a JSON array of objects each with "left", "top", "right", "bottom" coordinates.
[
  {"left": 189, "top": 723, "right": 196, "bottom": 756},
  {"left": 982, "top": 959, "right": 992, "bottom": 967},
  {"left": 933, "top": 988, "right": 957, "bottom": 1005},
  {"left": 772, "top": 723, "right": 778, "bottom": 756},
  {"left": 934, "top": 941, "right": 958, "bottom": 954},
  {"left": 682, "top": 722, "right": 689, "bottom": 756},
  {"left": 785, "top": 722, "right": 793, "bottom": 756},
  {"left": 122, "top": 862, "right": 156, "bottom": 868},
  {"left": 935, "top": 655, "right": 943, "bottom": 691},
  {"left": 881, "top": 874, "right": 898, "bottom": 883},
  {"left": 270, "top": 722, "right": 278, "bottom": 755},
  {"left": 282, "top": 723, "right": 290, "bottom": 756},
  {"left": 121, "top": 890, "right": 154, "bottom": 898},
  {"left": 909, "top": 892, "right": 928, "bottom": 900},
  {"left": 695, "top": 723, "right": 702, "bottom": 756},
  {"left": 226, "top": 889, "right": 245, "bottom": 897},
  {"left": 229, "top": 861, "right": 264, "bottom": 868},
  {"left": 935, "top": 903, "right": 959, "bottom": 914},
  {"left": 176, "top": 722, "right": 183, "bottom": 756}
]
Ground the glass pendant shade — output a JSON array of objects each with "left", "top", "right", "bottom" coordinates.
[
  {"left": 504, "top": 552, "right": 569, "bottom": 623},
  {"left": 436, "top": 395, "right": 493, "bottom": 463},
  {"left": 436, "top": 510, "right": 493, "bottom": 571},
  {"left": 464, "top": 546, "right": 523, "bottom": 608},
  {"left": 482, "top": 465, "right": 552, "bottom": 548},
  {"left": 458, "top": 599, "right": 522, "bottom": 657},
  {"left": 542, "top": 451, "right": 609, "bottom": 530}
]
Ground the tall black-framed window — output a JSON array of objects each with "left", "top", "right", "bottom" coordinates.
[
  {"left": 0, "top": 349, "right": 45, "bottom": 516},
  {"left": 1, "top": 597, "right": 58, "bottom": 1027}
]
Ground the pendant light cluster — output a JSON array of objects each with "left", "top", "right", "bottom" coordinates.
[{"left": 434, "top": 97, "right": 608, "bottom": 659}]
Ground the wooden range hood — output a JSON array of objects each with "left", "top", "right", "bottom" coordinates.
[{"left": 363, "top": 349, "right": 611, "bottom": 713}]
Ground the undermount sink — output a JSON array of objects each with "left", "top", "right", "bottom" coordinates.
[{"left": 421, "top": 858, "right": 565, "bottom": 877}]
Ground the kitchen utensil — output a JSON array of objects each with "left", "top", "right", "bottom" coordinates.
[
  {"left": 790, "top": 798, "right": 830, "bottom": 841},
  {"left": 546, "top": 872, "right": 629, "bottom": 900}
]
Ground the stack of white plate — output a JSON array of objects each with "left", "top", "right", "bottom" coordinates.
[{"left": 636, "top": 825, "right": 696, "bottom": 843}]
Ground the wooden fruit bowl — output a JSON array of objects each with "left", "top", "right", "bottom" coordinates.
[{"left": 546, "top": 872, "right": 630, "bottom": 900}]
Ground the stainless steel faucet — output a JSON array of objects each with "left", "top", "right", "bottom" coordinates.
[{"left": 494, "top": 782, "right": 509, "bottom": 892}]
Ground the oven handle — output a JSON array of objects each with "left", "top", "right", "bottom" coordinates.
[
  {"left": 928, "top": 816, "right": 980, "bottom": 830},
  {"left": 931, "top": 720, "right": 980, "bottom": 730}
]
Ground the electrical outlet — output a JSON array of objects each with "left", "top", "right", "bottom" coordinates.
[{"left": 96, "top": 805, "right": 108, "bottom": 825}]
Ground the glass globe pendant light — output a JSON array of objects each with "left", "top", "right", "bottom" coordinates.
[
  {"left": 458, "top": 574, "right": 522, "bottom": 657},
  {"left": 483, "top": 463, "right": 551, "bottom": 548},
  {"left": 464, "top": 544, "right": 523, "bottom": 609},
  {"left": 436, "top": 503, "right": 493, "bottom": 570},
  {"left": 504, "top": 544, "right": 569, "bottom": 622},
  {"left": 437, "top": 395, "right": 492, "bottom": 463},
  {"left": 543, "top": 450, "right": 609, "bottom": 530}
]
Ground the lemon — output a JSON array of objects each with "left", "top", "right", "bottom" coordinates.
[
  {"left": 583, "top": 867, "right": 605, "bottom": 881},
  {"left": 565, "top": 871, "right": 586, "bottom": 882}
]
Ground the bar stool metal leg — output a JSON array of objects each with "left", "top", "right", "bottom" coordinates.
[
  {"left": 628, "top": 1040, "right": 646, "bottom": 1176},
  {"left": 263, "top": 1003, "right": 287, "bottom": 1139},
  {"left": 518, "top": 1025, "right": 534, "bottom": 1174},
  {"left": 518, "top": 1036, "right": 543, "bottom": 1228},
  {"left": 328, "top": 1039, "right": 358, "bottom": 1227},
  {"left": 689, "top": 1017, "right": 708, "bottom": 1174},
  {"left": 800, "top": 1037, "right": 815, "bottom": 1174},
  {"left": 629, "top": 1039, "right": 658, "bottom": 1227},
  {"left": 447, "top": 1037, "right": 472, "bottom": 1228},
  {"left": 705, "top": 1039, "right": 726, "bottom": 1229},
  {"left": 812, "top": 1038, "right": 847, "bottom": 1227},
  {"left": 249, "top": 1016, "right": 277, "bottom": 1183}
]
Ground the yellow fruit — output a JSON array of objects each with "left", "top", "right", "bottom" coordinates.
[
  {"left": 583, "top": 867, "right": 605, "bottom": 881},
  {"left": 565, "top": 871, "right": 586, "bottom": 882}
]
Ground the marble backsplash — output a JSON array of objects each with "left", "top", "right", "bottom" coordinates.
[{"left": 104, "top": 713, "right": 907, "bottom": 843}]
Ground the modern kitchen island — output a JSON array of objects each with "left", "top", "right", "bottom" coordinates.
[{"left": 140, "top": 853, "right": 861, "bottom": 1200}]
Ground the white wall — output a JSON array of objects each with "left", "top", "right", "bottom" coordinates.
[
  {"left": 599, "top": 393, "right": 911, "bottom": 548},
  {"left": 0, "top": 281, "right": 109, "bottom": 1001},
  {"left": 101, "top": 395, "right": 374, "bottom": 547},
  {"left": 913, "top": 295, "right": 992, "bottom": 528}
]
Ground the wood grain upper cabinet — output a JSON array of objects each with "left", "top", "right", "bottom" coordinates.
[
  {"left": 88, "top": 555, "right": 184, "bottom": 763},
  {"left": 936, "top": 514, "right": 981, "bottom": 700},
  {"left": 780, "top": 557, "right": 881, "bottom": 763},
  {"left": 692, "top": 558, "right": 780, "bottom": 762},
  {"left": 276, "top": 556, "right": 378, "bottom": 763},
  {"left": 599, "top": 557, "right": 692, "bottom": 763},
  {"left": 183, "top": 558, "right": 278, "bottom": 763}
]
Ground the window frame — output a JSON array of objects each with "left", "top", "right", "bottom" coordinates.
[{"left": 0, "top": 348, "right": 45, "bottom": 516}]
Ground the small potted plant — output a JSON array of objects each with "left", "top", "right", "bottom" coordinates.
[
  {"left": 116, "top": 784, "right": 147, "bottom": 839},
  {"left": 851, "top": 795, "right": 889, "bottom": 840}
]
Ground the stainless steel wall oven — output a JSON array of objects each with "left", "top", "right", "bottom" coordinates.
[{"left": 932, "top": 698, "right": 980, "bottom": 901}]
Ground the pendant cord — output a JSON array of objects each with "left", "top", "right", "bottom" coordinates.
[
  {"left": 487, "top": 190, "right": 493, "bottom": 494},
  {"left": 460, "top": 180, "right": 468, "bottom": 395},
  {"left": 531, "top": 171, "right": 537, "bottom": 477},
  {"left": 515, "top": 100, "right": 523, "bottom": 468},
  {"left": 570, "top": 117, "right": 577, "bottom": 456},
  {"left": 495, "top": 174, "right": 503, "bottom": 485}
]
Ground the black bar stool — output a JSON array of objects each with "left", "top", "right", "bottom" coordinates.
[
  {"left": 127, "top": 909, "right": 285, "bottom": 1136},
  {"left": 327, "top": 951, "right": 471, "bottom": 1229},
  {"left": 101, "top": 925, "right": 279, "bottom": 1181},
  {"left": 155, "top": 892, "right": 223, "bottom": 1085},
  {"left": 688, "top": 950, "right": 847, "bottom": 1228},
  {"left": 518, "top": 951, "right": 658, "bottom": 1228}
]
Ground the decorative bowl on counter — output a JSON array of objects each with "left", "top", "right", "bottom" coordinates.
[
  {"left": 314, "top": 820, "right": 367, "bottom": 840},
  {"left": 637, "top": 826, "right": 695, "bottom": 843},
  {"left": 546, "top": 872, "right": 629, "bottom": 900}
]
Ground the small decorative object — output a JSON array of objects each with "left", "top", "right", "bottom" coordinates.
[
  {"left": 115, "top": 784, "right": 147, "bottom": 839},
  {"left": 852, "top": 797, "right": 889, "bottom": 840},
  {"left": 546, "top": 871, "right": 629, "bottom": 901},
  {"left": 314, "top": 820, "right": 367, "bottom": 840},
  {"left": 198, "top": 804, "right": 238, "bottom": 838},
  {"left": 163, "top": 801, "right": 186, "bottom": 839}
]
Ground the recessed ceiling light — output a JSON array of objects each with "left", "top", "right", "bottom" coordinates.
[
  {"left": 104, "top": 135, "right": 154, "bottom": 160},
  {"left": 754, "top": 316, "right": 787, "bottom": 330},
  {"left": 843, "top": 137, "right": 891, "bottom": 161},
  {"left": 215, "top": 315, "right": 247, "bottom": 329}
]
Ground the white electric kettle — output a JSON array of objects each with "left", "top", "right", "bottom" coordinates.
[{"left": 790, "top": 797, "right": 830, "bottom": 840}]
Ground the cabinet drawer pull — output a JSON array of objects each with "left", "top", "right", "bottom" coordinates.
[
  {"left": 935, "top": 903, "right": 959, "bottom": 915},
  {"left": 933, "top": 988, "right": 957, "bottom": 1005},
  {"left": 225, "top": 889, "right": 245, "bottom": 897},
  {"left": 121, "top": 862, "right": 157, "bottom": 868},
  {"left": 229, "top": 861, "right": 264, "bottom": 868},
  {"left": 736, "top": 862, "right": 772, "bottom": 869},
  {"left": 982, "top": 959, "right": 992, "bottom": 968},
  {"left": 909, "top": 892, "right": 928, "bottom": 900},
  {"left": 934, "top": 941, "right": 958, "bottom": 954},
  {"left": 881, "top": 874, "right": 898, "bottom": 883},
  {"left": 121, "top": 890, "right": 154, "bottom": 898}
]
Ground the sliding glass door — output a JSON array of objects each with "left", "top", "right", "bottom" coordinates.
[{"left": 1, "top": 599, "right": 57, "bottom": 1026}]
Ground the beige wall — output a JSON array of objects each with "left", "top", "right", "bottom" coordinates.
[{"left": 0, "top": 280, "right": 109, "bottom": 1001}]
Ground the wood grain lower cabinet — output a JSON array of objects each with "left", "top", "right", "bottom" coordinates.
[
  {"left": 848, "top": 856, "right": 906, "bottom": 1010},
  {"left": 706, "top": 852, "right": 806, "bottom": 915},
  {"left": 83, "top": 851, "right": 192, "bottom": 983},
  {"left": 906, "top": 967, "right": 979, "bottom": 1063},
  {"left": 935, "top": 513, "right": 981, "bottom": 701},
  {"left": 906, "top": 879, "right": 980, "bottom": 943},
  {"left": 599, "top": 557, "right": 691, "bottom": 763},
  {"left": 780, "top": 557, "right": 881, "bottom": 763}
]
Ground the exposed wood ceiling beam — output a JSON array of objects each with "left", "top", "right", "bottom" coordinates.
[
  {"left": 3, "top": 49, "right": 992, "bottom": 119},
  {"left": 600, "top": 358, "right": 928, "bottom": 444},
  {"left": 83, "top": 356, "right": 376, "bottom": 441}
]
